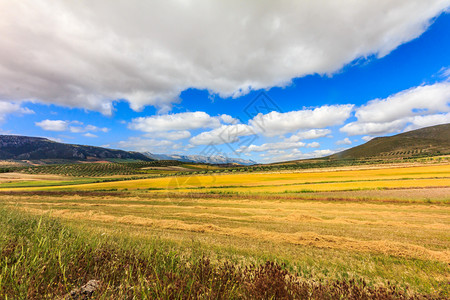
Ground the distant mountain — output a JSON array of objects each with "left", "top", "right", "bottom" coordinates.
[
  {"left": 0, "top": 135, "right": 152, "bottom": 161},
  {"left": 142, "top": 152, "right": 257, "bottom": 165},
  {"left": 329, "top": 123, "right": 450, "bottom": 160}
]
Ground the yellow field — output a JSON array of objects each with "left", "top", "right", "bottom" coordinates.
[
  {"left": 1, "top": 163, "right": 449, "bottom": 295},
  {"left": 2, "top": 164, "right": 449, "bottom": 193}
]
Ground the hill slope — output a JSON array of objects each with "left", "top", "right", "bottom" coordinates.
[
  {"left": 0, "top": 135, "right": 151, "bottom": 161},
  {"left": 329, "top": 123, "right": 450, "bottom": 160}
]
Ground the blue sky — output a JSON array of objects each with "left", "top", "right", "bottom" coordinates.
[{"left": 1, "top": 1, "right": 450, "bottom": 163}]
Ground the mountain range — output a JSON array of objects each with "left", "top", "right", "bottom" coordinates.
[
  {"left": 0, "top": 135, "right": 256, "bottom": 165},
  {"left": 142, "top": 152, "right": 257, "bottom": 165}
]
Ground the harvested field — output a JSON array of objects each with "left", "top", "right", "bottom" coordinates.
[
  {"left": 0, "top": 163, "right": 449, "bottom": 297},
  {"left": 0, "top": 172, "right": 69, "bottom": 183}
]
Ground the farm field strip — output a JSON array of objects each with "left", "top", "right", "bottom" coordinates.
[
  {"left": 2, "top": 177, "right": 449, "bottom": 193},
  {"left": 6, "top": 196, "right": 449, "bottom": 218},
  {"left": 9, "top": 202, "right": 449, "bottom": 229},
  {"left": 9, "top": 199, "right": 450, "bottom": 251},
  {"left": 173, "top": 178, "right": 450, "bottom": 194},
  {"left": 2, "top": 164, "right": 449, "bottom": 192}
]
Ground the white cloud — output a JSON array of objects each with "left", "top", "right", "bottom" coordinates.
[
  {"left": 307, "top": 149, "right": 335, "bottom": 158},
  {"left": 189, "top": 124, "right": 255, "bottom": 146},
  {"left": 0, "top": 1, "right": 448, "bottom": 114},
  {"left": 0, "top": 102, "right": 34, "bottom": 121},
  {"left": 220, "top": 114, "right": 239, "bottom": 124},
  {"left": 354, "top": 83, "right": 450, "bottom": 123},
  {"left": 85, "top": 125, "right": 109, "bottom": 133},
  {"left": 68, "top": 126, "right": 85, "bottom": 133},
  {"left": 362, "top": 136, "right": 375, "bottom": 142},
  {"left": 239, "top": 141, "right": 306, "bottom": 153},
  {"left": 262, "top": 148, "right": 335, "bottom": 163},
  {"left": 35, "top": 119, "right": 109, "bottom": 133},
  {"left": 187, "top": 105, "right": 349, "bottom": 147},
  {"left": 439, "top": 66, "right": 450, "bottom": 78},
  {"left": 35, "top": 120, "right": 69, "bottom": 131},
  {"left": 286, "top": 129, "right": 332, "bottom": 142},
  {"left": 83, "top": 133, "right": 98, "bottom": 138},
  {"left": 336, "top": 137, "right": 352, "bottom": 145},
  {"left": 404, "top": 112, "right": 450, "bottom": 131},
  {"left": 149, "top": 130, "right": 191, "bottom": 141},
  {"left": 341, "top": 119, "right": 406, "bottom": 136},
  {"left": 250, "top": 105, "right": 353, "bottom": 136},
  {"left": 341, "top": 82, "right": 450, "bottom": 136},
  {"left": 118, "top": 137, "right": 178, "bottom": 153},
  {"left": 129, "top": 112, "right": 221, "bottom": 133},
  {"left": 44, "top": 136, "right": 64, "bottom": 143},
  {"left": 306, "top": 142, "right": 320, "bottom": 148},
  {"left": 69, "top": 124, "right": 109, "bottom": 133},
  {"left": 342, "top": 113, "right": 450, "bottom": 137}
]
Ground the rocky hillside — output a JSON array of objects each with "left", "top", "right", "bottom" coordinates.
[{"left": 0, "top": 135, "right": 151, "bottom": 161}]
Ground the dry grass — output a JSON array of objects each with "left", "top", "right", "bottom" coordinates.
[{"left": 15, "top": 206, "right": 450, "bottom": 264}]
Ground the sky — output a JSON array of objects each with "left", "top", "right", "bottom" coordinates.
[{"left": 1, "top": 0, "right": 450, "bottom": 163}]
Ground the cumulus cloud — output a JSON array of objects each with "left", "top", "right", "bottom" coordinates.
[
  {"left": 286, "top": 129, "right": 331, "bottom": 142},
  {"left": 250, "top": 105, "right": 353, "bottom": 136},
  {"left": 306, "top": 149, "right": 334, "bottom": 158},
  {"left": 128, "top": 112, "right": 222, "bottom": 133},
  {"left": 69, "top": 124, "right": 109, "bottom": 133},
  {"left": 118, "top": 137, "right": 179, "bottom": 153},
  {"left": 187, "top": 105, "right": 348, "bottom": 147},
  {"left": 189, "top": 124, "right": 255, "bottom": 146},
  {"left": 306, "top": 142, "right": 320, "bottom": 148},
  {"left": 262, "top": 148, "right": 335, "bottom": 163},
  {"left": 219, "top": 114, "right": 239, "bottom": 124},
  {"left": 187, "top": 105, "right": 349, "bottom": 147},
  {"left": 0, "top": 102, "right": 33, "bottom": 121},
  {"left": 239, "top": 141, "right": 306, "bottom": 153},
  {"left": 150, "top": 130, "right": 192, "bottom": 141},
  {"left": 336, "top": 137, "right": 352, "bottom": 145},
  {"left": 35, "top": 119, "right": 109, "bottom": 133},
  {"left": 35, "top": 120, "right": 69, "bottom": 132},
  {"left": 0, "top": 1, "right": 448, "bottom": 114},
  {"left": 361, "top": 136, "right": 375, "bottom": 142},
  {"left": 354, "top": 83, "right": 450, "bottom": 123},
  {"left": 404, "top": 112, "right": 450, "bottom": 131},
  {"left": 341, "top": 120, "right": 406, "bottom": 136},
  {"left": 83, "top": 133, "right": 98, "bottom": 138},
  {"left": 341, "top": 82, "right": 450, "bottom": 136}
]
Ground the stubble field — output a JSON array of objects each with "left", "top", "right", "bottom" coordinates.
[{"left": 0, "top": 163, "right": 449, "bottom": 298}]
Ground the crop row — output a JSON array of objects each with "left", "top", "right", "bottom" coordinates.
[
  {"left": 4, "top": 152, "right": 448, "bottom": 178},
  {"left": 17, "top": 160, "right": 183, "bottom": 177}
]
